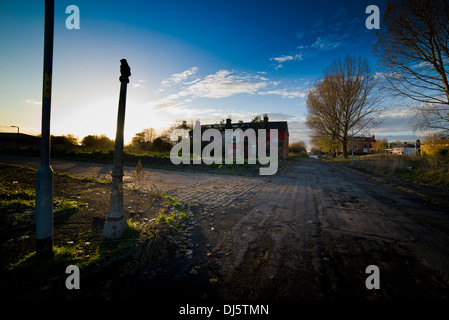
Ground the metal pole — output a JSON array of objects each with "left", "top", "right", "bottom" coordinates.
[
  {"left": 103, "top": 59, "right": 131, "bottom": 239},
  {"left": 351, "top": 126, "right": 354, "bottom": 166},
  {"left": 388, "top": 137, "right": 390, "bottom": 155},
  {"left": 35, "top": 0, "right": 54, "bottom": 257}
]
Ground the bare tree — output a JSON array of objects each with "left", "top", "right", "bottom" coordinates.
[
  {"left": 306, "top": 55, "right": 383, "bottom": 158},
  {"left": 373, "top": 0, "right": 449, "bottom": 132},
  {"left": 131, "top": 128, "right": 156, "bottom": 149}
]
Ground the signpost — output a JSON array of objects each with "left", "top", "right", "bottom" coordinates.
[
  {"left": 35, "top": 0, "right": 54, "bottom": 256},
  {"left": 103, "top": 59, "right": 131, "bottom": 239}
]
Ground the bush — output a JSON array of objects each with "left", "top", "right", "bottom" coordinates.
[
  {"left": 288, "top": 142, "right": 307, "bottom": 154},
  {"left": 81, "top": 135, "right": 114, "bottom": 151},
  {"left": 421, "top": 136, "right": 449, "bottom": 157}
]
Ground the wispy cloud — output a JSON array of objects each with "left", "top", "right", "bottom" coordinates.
[
  {"left": 270, "top": 54, "right": 303, "bottom": 69},
  {"left": 161, "top": 67, "right": 199, "bottom": 86},
  {"left": 132, "top": 80, "right": 147, "bottom": 88},
  {"left": 270, "top": 10, "right": 370, "bottom": 69},
  {"left": 258, "top": 88, "right": 307, "bottom": 99},
  {"left": 25, "top": 99, "right": 41, "bottom": 105},
  {"left": 153, "top": 101, "right": 183, "bottom": 110},
  {"left": 160, "top": 69, "right": 270, "bottom": 101},
  {"left": 311, "top": 36, "right": 346, "bottom": 50},
  {"left": 270, "top": 54, "right": 303, "bottom": 63}
]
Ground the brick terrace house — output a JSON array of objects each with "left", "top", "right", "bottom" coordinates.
[
  {"left": 351, "top": 135, "right": 376, "bottom": 153},
  {"left": 194, "top": 115, "right": 289, "bottom": 160}
]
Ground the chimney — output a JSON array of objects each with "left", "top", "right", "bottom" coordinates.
[
  {"left": 263, "top": 115, "right": 269, "bottom": 123},
  {"left": 226, "top": 118, "right": 232, "bottom": 128}
]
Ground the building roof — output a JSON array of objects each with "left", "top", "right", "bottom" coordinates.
[
  {"left": 200, "top": 121, "right": 288, "bottom": 131},
  {"left": 351, "top": 135, "right": 376, "bottom": 141}
]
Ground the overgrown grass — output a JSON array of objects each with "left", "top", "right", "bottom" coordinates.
[{"left": 331, "top": 154, "right": 449, "bottom": 189}]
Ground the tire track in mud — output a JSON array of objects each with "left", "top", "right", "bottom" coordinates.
[
  {"left": 197, "top": 159, "right": 449, "bottom": 299},
  {"left": 206, "top": 165, "right": 325, "bottom": 299},
  {"left": 165, "top": 176, "right": 265, "bottom": 210}
]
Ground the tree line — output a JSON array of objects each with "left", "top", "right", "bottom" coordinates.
[{"left": 49, "top": 120, "right": 192, "bottom": 152}]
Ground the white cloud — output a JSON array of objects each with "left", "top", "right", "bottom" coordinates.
[
  {"left": 132, "top": 79, "right": 146, "bottom": 88},
  {"left": 161, "top": 67, "right": 199, "bottom": 86},
  {"left": 153, "top": 101, "right": 183, "bottom": 110},
  {"left": 25, "top": 99, "right": 41, "bottom": 105},
  {"left": 311, "top": 36, "right": 343, "bottom": 50},
  {"left": 258, "top": 88, "right": 307, "bottom": 99},
  {"left": 378, "top": 108, "right": 414, "bottom": 119},
  {"left": 269, "top": 54, "right": 303, "bottom": 69}
]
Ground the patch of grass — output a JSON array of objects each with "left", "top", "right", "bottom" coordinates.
[
  {"left": 0, "top": 186, "right": 35, "bottom": 201},
  {"left": 53, "top": 198, "right": 85, "bottom": 215},
  {"left": 56, "top": 172, "right": 110, "bottom": 185},
  {"left": 131, "top": 195, "right": 191, "bottom": 271},
  {"left": 0, "top": 173, "right": 36, "bottom": 226},
  {"left": 288, "top": 153, "right": 309, "bottom": 161}
]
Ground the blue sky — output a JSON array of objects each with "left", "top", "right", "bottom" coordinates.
[{"left": 0, "top": 0, "right": 420, "bottom": 147}]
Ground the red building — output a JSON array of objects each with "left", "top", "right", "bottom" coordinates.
[
  {"left": 352, "top": 135, "right": 376, "bottom": 153},
  {"left": 197, "top": 116, "right": 290, "bottom": 160}
]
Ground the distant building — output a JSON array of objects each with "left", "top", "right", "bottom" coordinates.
[
  {"left": 191, "top": 115, "right": 290, "bottom": 160},
  {"left": 391, "top": 140, "right": 421, "bottom": 156},
  {"left": 351, "top": 135, "right": 376, "bottom": 153}
]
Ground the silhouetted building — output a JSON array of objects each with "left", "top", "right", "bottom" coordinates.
[{"left": 0, "top": 133, "right": 40, "bottom": 147}]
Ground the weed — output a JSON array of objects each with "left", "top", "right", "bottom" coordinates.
[{"left": 131, "top": 197, "right": 190, "bottom": 272}]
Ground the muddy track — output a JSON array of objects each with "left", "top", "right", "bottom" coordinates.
[
  {"left": 186, "top": 159, "right": 449, "bottom": 299},
  {"left": 2, "top": 154, "right": 449, "bottom": 299}
]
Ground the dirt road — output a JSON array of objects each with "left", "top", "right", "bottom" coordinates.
[{"left": 2, "top": 153, "right": 449, "bottom": 299}]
